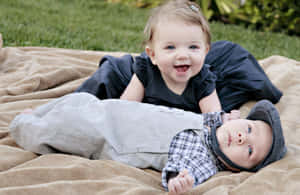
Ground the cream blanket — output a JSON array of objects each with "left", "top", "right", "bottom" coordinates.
[{"left": 0, "top": 34, "right": 300, "bottom": 194}]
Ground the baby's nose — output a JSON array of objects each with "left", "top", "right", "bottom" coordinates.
[
  {"left": 176, "top": 48, "right": 189, "bottom": 58},
  {"left": 237, "top": 132, "right": 246, "bottom": 145},
  {"left": 177, "top": 53, "right": 188, "bottom": 60}
]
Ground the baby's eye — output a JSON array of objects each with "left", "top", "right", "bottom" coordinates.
[
  {"left": 165, "top": 45, "right": 175, "bottom": 50},
  {"left": 189, "top": 45, "right": 199, "bottom": 49},
  {"left": 248, "top": 126, "right": 252, "bottom": 134},
  {"left": 248, "top": 145, "right": 253, "bottom": 156}
]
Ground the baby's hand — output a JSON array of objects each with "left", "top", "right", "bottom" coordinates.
[
  {"left": 228, "top": 110, "right": 240, "bottom": 120},
  {"left": 222, "top": 110, "right": 240, "bottom": 123},
  {"left": 168, "top": 169, "right": 194, "bottom": 195}
]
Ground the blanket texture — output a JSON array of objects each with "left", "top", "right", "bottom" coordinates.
[{"left": 0, "top": 34, "right": 300, "bottom": 194}]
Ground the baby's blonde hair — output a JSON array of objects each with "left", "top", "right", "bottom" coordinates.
[{"left": 143, "top": 0, "right": 211, "bottom": 48}]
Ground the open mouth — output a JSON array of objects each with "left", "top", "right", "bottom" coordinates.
[{"left": 174, "top": 65, "right": 190, "bottom": 72}]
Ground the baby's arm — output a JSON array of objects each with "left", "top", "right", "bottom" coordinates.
[
  {"left": 120, "top": 74, "right": 144, "bottom": 102},
  {"left": 168, "top": 170, "right": 194, "bottom": 195},
  {"left": 198, "top": 89, "right": 222, "bottom": 113}
]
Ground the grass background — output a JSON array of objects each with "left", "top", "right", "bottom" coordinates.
[{"left": 1, "top": 0, "right": 299, "bottom": 60}]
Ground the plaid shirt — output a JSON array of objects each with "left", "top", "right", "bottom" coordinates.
[{"left": 161, "top": 112, "right": 225, "bottom": 190}]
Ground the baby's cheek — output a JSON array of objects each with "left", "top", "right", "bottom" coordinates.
[{"left": 227, "top": 147, "right": 247, "bottom": 164}]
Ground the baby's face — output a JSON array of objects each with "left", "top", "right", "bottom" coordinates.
[
  {"left": 216, "top": 119, "right": 273, "bottom": 170},
  {"left": 146, "top": 19, "right": 209, "bottom": 93}
]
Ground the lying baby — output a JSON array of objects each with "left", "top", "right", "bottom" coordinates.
[
  {"left": 9, "top": 92, "right": 286, "bottom": 195},
  {"left": 163, "top": 99, "right": 286, "bottom": 194}
]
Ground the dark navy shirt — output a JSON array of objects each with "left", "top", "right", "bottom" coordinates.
[{"left": 134, "top": 56, "right": 216, "bottom": 113}]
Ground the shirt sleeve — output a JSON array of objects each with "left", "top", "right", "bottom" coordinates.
[
  {"left": 134, "top": 56, "right": 149, "bottom": 87},
  {"left": 161, "top": 130, "right": 218, "bottom": 191}
]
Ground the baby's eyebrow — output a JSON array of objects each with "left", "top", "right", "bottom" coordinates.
[
  {"left": 162, "top": 41, "right": 175, "bottom": 45},
  {"left": 190, "top": 41, "right": 202, "bottom": 43}
]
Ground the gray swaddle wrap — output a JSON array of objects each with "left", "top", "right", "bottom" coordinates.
[{"left": 10, "top": 92, "right": 204, "bottom": 170}]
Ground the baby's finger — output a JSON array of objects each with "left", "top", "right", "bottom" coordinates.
[
  {"left": 168, "top": 180, "right": 177, "bottom": 195},
  {"left": 173, "top": 179, "right": 184, "bottom": 194},
  {"left": 178, "top": 177, "right": 188, "bottom": 188},
  {"left": 178, "top": 177, "right": 193, "bottom": 194},
  {"left": 186, "top": 174, "right": 195, "bottom": 187},
  {"left": 168, "top": 185, "right": 176, "bottom": 195},
  {"left": 180, "top": 169, "right": 189, "bottom": 177},
  {"left": 231, "top": 110, "right": 240, "bottom": 115}
]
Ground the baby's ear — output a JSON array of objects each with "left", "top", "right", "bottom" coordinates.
[
  {"left": 205, "top": 44, "right": 210, "bottom": 54},
  {"left": 145, "top": 46, "right": 156, "bottom": 65}
]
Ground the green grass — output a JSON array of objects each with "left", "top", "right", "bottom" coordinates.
[{"left": 1, "top": 0, "right": 299, "bottom": 60}]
